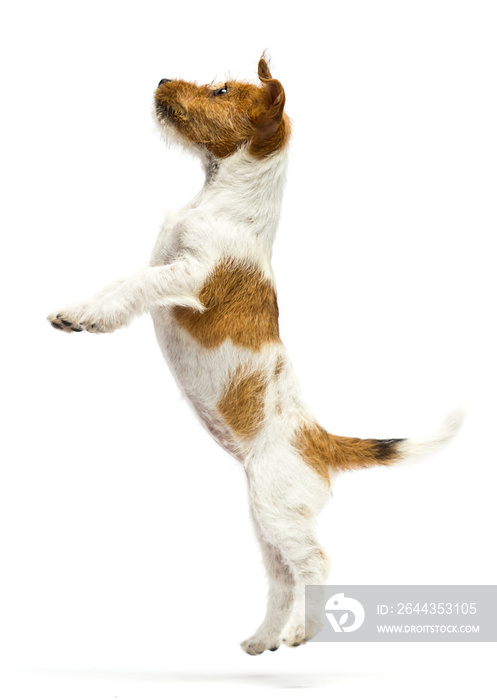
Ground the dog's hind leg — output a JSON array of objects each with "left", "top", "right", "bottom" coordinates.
[
  {"left": 240, "top": 512, "right": 295, "bottom": 655},
  {"left": 242, "top": 448, "right": 331, "bottom": 652},
  {"left": 257, "top": 510, "right": 330, "bottom": 649}
]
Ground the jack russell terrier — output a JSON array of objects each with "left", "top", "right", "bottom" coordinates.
[{"left": 48, "top": 55, "right": 462, "bottom": 654}]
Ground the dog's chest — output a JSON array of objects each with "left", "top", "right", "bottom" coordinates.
[{"left": 150, "top": 216, "right": 186, "bottom": 266}]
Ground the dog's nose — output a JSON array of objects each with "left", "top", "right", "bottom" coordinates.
[{"left": 158, "top": 78, "right": 172, "bottom": 87}]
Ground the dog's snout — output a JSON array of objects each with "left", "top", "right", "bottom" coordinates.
[{"left": 158, "top": 78, "right": 172, "bottom": 87}]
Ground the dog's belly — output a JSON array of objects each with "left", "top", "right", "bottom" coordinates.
[
  {"left": 151, "top": 306, "right": 301, "bottom": 461},
  {"left": 152, "top": 307, "right": 258, "bottom": 459}
]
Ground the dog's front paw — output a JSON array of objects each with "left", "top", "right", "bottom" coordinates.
[
  {"left": 78, "top": 310, "right": 125, "bottom": 334},
  {"left": 240, "top": 632, "right": 281, "bottom": 656},
  {"left": 47, "top": 311, "right": 84, "bottom": 333},
  {"left": 48, "top": 303, "right": 126, "bottom": 334}
]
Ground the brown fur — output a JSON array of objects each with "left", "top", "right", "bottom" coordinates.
[
  {"left": 217, "top": 365, "right": 267, "bottom": 440},
  {"left": 173, "top": 258, "right": 281, "bottom": 350},
  {"left": 274, "top": 356, "right": 285, "bottom": 378},
  {"left": 249, "top": 58, "right": 290, "bottom": 158},
  {"left": 294, "top": 422, "right": 403, "bottom": 483},
  {"left": 154, "top": 56, "right": 290, "bottom": 159}
]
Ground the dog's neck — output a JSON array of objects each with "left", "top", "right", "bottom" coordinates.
[{"left": 190, "top": 147, "right": 289, "bottom": 252}]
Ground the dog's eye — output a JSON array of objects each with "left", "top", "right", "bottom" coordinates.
[{"left": 212, "top": 84, "right": 228, "bottom": 96}]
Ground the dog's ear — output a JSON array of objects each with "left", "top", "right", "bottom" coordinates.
[
  {"left": 257, "top": 55, "right": 273, "bottom": 82},
  {"left": 249, "top": 56, "right": 286, "bottom": 155}
]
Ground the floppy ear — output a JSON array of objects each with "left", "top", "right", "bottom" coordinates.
[{"left": 250, "top": 56, "right": 286, "bottom": 144}]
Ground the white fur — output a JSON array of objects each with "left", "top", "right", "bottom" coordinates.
[
  {"left": 48, "top": 70, "right": 462, "bottom": 655},
  {"left": 398, "top": 406, "right": 465, "bottom": 464}
]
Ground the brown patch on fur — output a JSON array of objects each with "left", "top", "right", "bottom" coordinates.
[
  {"left": 173, "top": 258, "right": 280, "bottom": 349},
  {"left": 154, "top": 55, "right": 290, "bottom": 159},
  {"left": 217, "top": 366, "right": 267, "bottom": 440},
  {"left": 274, "top": 356, "right": 285, "bottom": 378},
  {"left": 294, "top": 422, "right": 404, "bottom": 483},
  {"left": 296, "top": 505, "right": 311, "bottom": 519}
]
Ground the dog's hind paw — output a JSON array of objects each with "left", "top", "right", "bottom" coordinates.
[
  {"left": 240, "top": 633, "right": 281, "bottom": 655},
  {"left": 281, "top": 624, "right": 308, "bottom": 648},
  {"left": 281, "top": 616, "right": 323, "bottom": 648}
]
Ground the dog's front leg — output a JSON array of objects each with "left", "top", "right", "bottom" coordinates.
[{"left": 48, "top": 259, "right": 204, "bottom": 333}]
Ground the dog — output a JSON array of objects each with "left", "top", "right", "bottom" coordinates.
[{"left": 48, "top": 55, "right": 462, "bottom": 654}]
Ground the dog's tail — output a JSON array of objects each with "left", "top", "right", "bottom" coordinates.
[{"left": 305, "top": 407, "right": 464, "bottom": 473}]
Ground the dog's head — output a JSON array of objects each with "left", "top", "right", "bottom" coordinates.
[{"left": 154, "top": 56, "right": 290, "bottom": 160}]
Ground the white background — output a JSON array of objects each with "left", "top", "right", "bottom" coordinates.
[{"left": 1, "top": 0, "right": 496, "bottom": 698}]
